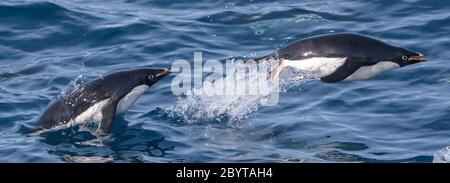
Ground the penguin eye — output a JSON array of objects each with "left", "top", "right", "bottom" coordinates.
[
  {"left": 402, "top": 56, "right": 408, "bottom": 61},
  {"left": 148, "top": 75, "right": 154, "bottom": 80}
]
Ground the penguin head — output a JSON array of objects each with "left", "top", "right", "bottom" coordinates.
[
  {"left": 390, "top": 48, "right": 427, "bottom": 67},
  {"left": 144, "top": 68, "right": 171, "bottom": 86}
]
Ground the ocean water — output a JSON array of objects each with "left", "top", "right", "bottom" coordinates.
[{"left": 1, "top": 0, "right": 450, "bottom": 163}]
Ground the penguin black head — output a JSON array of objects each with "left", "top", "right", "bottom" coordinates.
[
  {"left": 144, "top": 68, "right": 171, "bottom": 86},
  {"left": 391, "top": 49, "right": 427, "bottom": 67}
]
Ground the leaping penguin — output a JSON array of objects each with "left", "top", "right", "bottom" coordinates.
[
  {"left": 256, "top": 33, "right": 427, "bottom": 83},
  {"left": 35, "top": 68, "right": 171, "bottom": 134}
]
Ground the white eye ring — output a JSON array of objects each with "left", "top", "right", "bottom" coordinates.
[
  {"left": 402, "top": 56, "right": 408, "bottom": 61},
  {"left": 148, "top": 75, "right": 154, "bottom": 80}
]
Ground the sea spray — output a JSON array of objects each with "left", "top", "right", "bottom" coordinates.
[
  {"left": 433, "top": 146, "right": 450, "bottom": 163},
  {"left": 166, "top": 55, "right": 314, "bottom": 127}
]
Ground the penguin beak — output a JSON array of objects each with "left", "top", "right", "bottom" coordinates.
[
  {"left": 408, "top": 53, "right": 427, "bottom": 62},
  {"left": 156, "top": 68, "right": 171, "bottom": 78}
]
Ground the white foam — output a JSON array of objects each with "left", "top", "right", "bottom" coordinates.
[
  {"left": 167, "top": 60, "right": 313, "bottom": 127},
  {"left": 63, "top": 155, "right": 113, "bottom": 163},
  {"left": 433, "top": 146, "right": 450, "bottom": 163}
]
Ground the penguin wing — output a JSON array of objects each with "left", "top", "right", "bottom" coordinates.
[
  {"left": 320, "top": 57, "right": 370, "bottom": 83},
  {"left": 96, "top": 100, "right": 117, "bottom": 135}
]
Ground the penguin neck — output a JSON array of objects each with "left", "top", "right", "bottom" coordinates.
[
  {"left": 116, "top": 85, "right": 149, "bottom": 115},
  {"left": 344, "top": 61, "right": 400, "bottom": 81}
]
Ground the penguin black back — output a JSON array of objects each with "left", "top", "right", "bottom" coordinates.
[{"left": 264, "top": 33, "right": 408, "bottom": 62}]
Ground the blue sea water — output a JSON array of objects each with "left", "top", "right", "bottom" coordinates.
[{"left": 1, "top": 0, "right": 450, "bottom": 163}]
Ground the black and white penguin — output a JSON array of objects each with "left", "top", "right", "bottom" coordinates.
[
  {"left": 36, "top": 68, "right": 171, "bottom": 134},
  {"left": 257, "top": 33, "right": 427, "bottom": 83}
]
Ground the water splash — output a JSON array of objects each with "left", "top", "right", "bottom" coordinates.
[
  {"left": 433, "top": 146, "right": 450, "bottom": 163},
  {"left": 58, "top": 74, "right": 88, "bottom": 98},
  {"left": 166, "top": 60, "right": 314, "bottom": 127}
]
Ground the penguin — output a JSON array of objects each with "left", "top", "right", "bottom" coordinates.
[
  {"left": 36, "top": 68, "right": 171, "bottom": 134},
  {"left": 256, "top": 33, "right": 427, "bottom": 83}
]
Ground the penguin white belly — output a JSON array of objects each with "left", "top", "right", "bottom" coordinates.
[
  {"left": 70, "top": 99, "right": 109, "bottom": 126},
  {"left": 116, "top": 85, "right": 149, "bottom": 115},
  {"left": 344, "top": 61, "right": 400, "bottom": 81},
  {"left": 272, "top": 57, "right": 346, "bottom": 79}
]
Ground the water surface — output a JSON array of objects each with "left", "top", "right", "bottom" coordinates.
[{"left": 1, "top": 0, "right": 449, "bottom": 162}]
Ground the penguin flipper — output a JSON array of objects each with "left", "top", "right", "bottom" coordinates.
[
  {"left": 320, "top": 57, "right": 368, "bottom": 83},
  {"left": 96, "top": 101, "right": 117, "bottom": 135}
]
